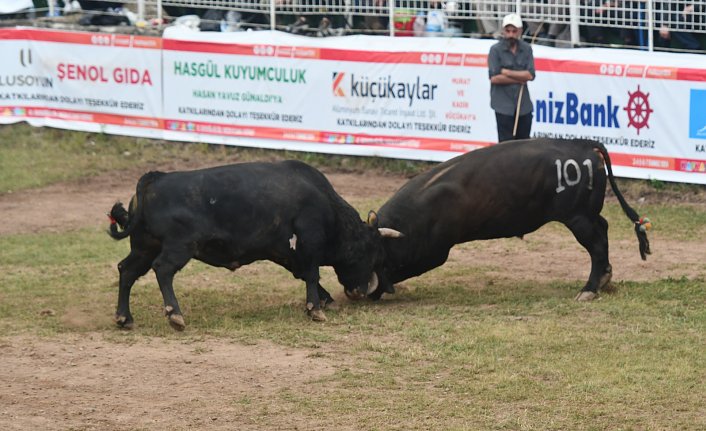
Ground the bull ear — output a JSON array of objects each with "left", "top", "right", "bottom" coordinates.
[
  {"left": 367, "top": 210, "right": 379, "bottom": 227},
  {"left": 378, "top": 227, "right": 404, "bottom": 238}
]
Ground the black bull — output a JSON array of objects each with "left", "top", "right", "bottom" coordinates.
[
  {"left": 370, "top": 138, "right": 651, "bottom": 301},
  {"left": 108, "top": 160, "right": 393, "bottom": 330}
]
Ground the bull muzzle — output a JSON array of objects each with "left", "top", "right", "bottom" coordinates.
[{"left": 344, "top": 272, "right": 379, "bottom": 300}]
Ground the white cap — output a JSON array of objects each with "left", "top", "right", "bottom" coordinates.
[{"left": 502, "top": 13, "right": 523, "bottom": 29}]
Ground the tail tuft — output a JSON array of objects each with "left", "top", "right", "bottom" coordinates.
[
  {"left": 634, "top": 218, "right": 652, "bottom": 260},
  {"left": 108, "top": 202, "right": 131, "bottom": 240},
  {"left": 110, "top": 202, "right": 129, "bottom": 228},
  {"left": 594, "top": 140, "right": 652, "bottom": 261}
]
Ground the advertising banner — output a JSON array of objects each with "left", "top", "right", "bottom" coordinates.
[
  {"left": 528, "top": 45, "right": 706, "bottom": 183},
  {"left": 0, "top": 28, "right": 163, "bottom": 137},
  {"left": 161, "top": 30, "right": 497, "bottom": 159},
  {"left": 1, "top": 27, "right": 705, "bottom": 184}
]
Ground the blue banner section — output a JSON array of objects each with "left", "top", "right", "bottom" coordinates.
[{"left": 689, "top": 89, "right": 706, "bottom": 140}]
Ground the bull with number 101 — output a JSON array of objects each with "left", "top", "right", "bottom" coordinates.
[{"left": 369, "top": 138, "right": 652, "bottom": 301}]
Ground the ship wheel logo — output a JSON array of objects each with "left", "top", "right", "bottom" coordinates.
[{"left": 623, "top": 85, "right": 653, "bottom": 135}]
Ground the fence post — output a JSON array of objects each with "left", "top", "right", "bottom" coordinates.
[
  {"left": 569, "top": 0, "right": 580, "bottom": 47},
  {"left": 270, "top": 0, "right": 276, "bottom": 30},
  {"left": 646, "top": 0, "right": 654, "bottom": 51},
  {"left": 137, "top": 0, "right": 145, "bottom": 22},
  {"left": 389, "top": 1, "right": 395, "bottom": 37}
]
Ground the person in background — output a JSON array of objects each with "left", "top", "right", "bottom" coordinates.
[
  {"left": 471, "top": 0, "right": 511, "bottom": 38},
  {"left": 487, "top": 13, "right": 536, "bottom": 143},
  {"left": 580, "top": 0, "right": 611, "bottom": 45},
  {"left": 524, "top": 0, "right": 572, "bottom": 47},
  {"left": 655, "top": 1, "right": 703, "bottom": 51},
  {"left": 76, "top": 0, "right": 129, "bottom": 25}
]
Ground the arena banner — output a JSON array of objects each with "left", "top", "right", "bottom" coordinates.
[
  {"left": 161, "top": 29, "right": 706, "bottom": 183},
  {"left": 161, "top": 29, "right": 497, "bottom": 159},
  {"left": 1, "top": 27, "right": 705, "bottom": 184},
  {"left": 528, "top": 45, "right": 706, "bottom": 184},
  {"left": 0, "top": 28, "right": 163, "bottom": 138}
]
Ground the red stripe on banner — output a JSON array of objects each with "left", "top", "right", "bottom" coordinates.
[
  {"left": 674, "top": 159, "right": 706, "bottom": 174},
  {"left": 1, "top": 106, "right": 162, "bottom": 128},
  {"left": 2, "top": 28, "right": 705, "bottom": 81},
  {"left": 163, "top": 39, "right": 487, "bottom": 67},
  {"left": 535, "top": 58, "right": 604, "bottom": 75},
  {"left": 609, "top": 153, "right": 676, "bottom": 171},
  {"left": 163, "top": 39, "right": 267, "bottom": 56},
  {"left": 535, "top": 58, "right": 706, "bottom": 82},
  {"left": 676, "top": 68, "right": 706, "bottom": 82},
  {"left": 163, "top": 118, "right": 494, "bottom": 152},
  {"left": 166, "top": 36, "right": 706, "bottom": 80},
  {"left": 645, "top": 66, "right": 678, "bottom": 80},
  {"left": 0, "top": 28, "right": 161, "bottom": 49}
]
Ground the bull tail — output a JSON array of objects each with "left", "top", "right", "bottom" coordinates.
[
  {"left": 107, "top": 171, "right": 162, "bottom": 240},
  {"left": 108, "top": 199, "right": 135, "bottom": 240},
  {"left": 594, "top": 143, "right": 652, "bottom": 260}
]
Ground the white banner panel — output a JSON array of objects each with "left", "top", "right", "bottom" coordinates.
[
  {"left": 528, "top": 45, "right": 706, "bottom": 183},
  {"left": 1, "top": 27, "right": 705, "bottom": 184},
  {"left": 0, "top": 28, "right": 163, "bottom": 138},
  {"left": 161, "top": 30, "right": 497, "bottom": 158}
]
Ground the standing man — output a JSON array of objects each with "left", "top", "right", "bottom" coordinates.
[{"left": 488, "top": 13, "right": 535, "bottom": 143}]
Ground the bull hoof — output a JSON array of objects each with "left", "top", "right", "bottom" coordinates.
[
  {"left": 575, "top": 291, "right": 598, "bottom": 302},
  {"left": 114, "top": 315, "right": 134, "bottom": 330},
  {"left": 309, "top": 309, "right": 327, "bottom": 322},
  {"left": 168, "top": 314, "right": 186, "bottom": 331}
]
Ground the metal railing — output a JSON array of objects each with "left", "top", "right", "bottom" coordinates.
[{"left": 14, "top": 1, "right": 706, "bottom": 52}]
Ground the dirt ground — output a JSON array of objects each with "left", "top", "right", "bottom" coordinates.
[{"left": 1, "top": 164, "right": 705, "bottom": 430}]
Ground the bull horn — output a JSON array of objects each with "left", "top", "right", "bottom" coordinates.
[
  {"left": 378, "top": 227, "right": 404, "bottom": 238},
  {"left": 367, "top": 210, "right": 378, "bottom": 227},
  {"left": 367, "top": 272, "right": 379, "bottom": 295}
]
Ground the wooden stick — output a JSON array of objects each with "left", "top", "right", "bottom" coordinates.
[
  {"left": 512, "top": 85, "right": 524, "bottom": 138},
  {"left": 512, "top": 22, "right": 544, "bottom": 139}
]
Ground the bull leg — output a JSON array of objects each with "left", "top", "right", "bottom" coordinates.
[
  {"left": 152, "top": 245, "right": 192, "bottom": 331},
  {"left": 566, "top": 215, "right": 611, "bottom": 301},
  {"left": 301, "top": 269, "right": 326, "bottom": 322},
  {"left": 115, "top": 251, "right": 155, "bottom": 329},
  {"left": 317, "top": 283, "right": 335, "bottom": 309}
]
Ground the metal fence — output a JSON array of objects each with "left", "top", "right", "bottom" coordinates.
[{"left": 22, "top": 1, "right": 706, "bottom": 52}]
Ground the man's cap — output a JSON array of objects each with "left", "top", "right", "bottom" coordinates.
[{"left": 502, "top": 13, "right": 523, "bottom": 29}]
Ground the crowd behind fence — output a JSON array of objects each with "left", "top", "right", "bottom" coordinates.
[{"left": 6, "top": 1, "right": 706, "bottom": 52}]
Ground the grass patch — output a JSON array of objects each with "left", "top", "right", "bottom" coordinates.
[
  {"left": 0, "top": 124, "right": 430, "bottom": 194},
  {"left": 2, "top": 123, "right": 706, "bottom": 429},
  {"left": 1, "top": 225, "right": 706, "bottom": 429}
]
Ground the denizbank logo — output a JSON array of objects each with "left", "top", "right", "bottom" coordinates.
[
  {"left": 535, "top": 86, "right": 653, "bottom": 135},
  {"left": 332, "top": 72, "right": 438, "bottom": 107}
]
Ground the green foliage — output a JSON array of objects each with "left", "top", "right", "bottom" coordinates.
[
  {"left": 2, "top": 224, "right": 706, "bottom": 429},
  {"left": 650, "top": 178, "right": 666, "bottom": 190}
]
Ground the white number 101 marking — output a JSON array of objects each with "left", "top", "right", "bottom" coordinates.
[{"left": 555, "top": 158, "right": 593, "bottom": 193}]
